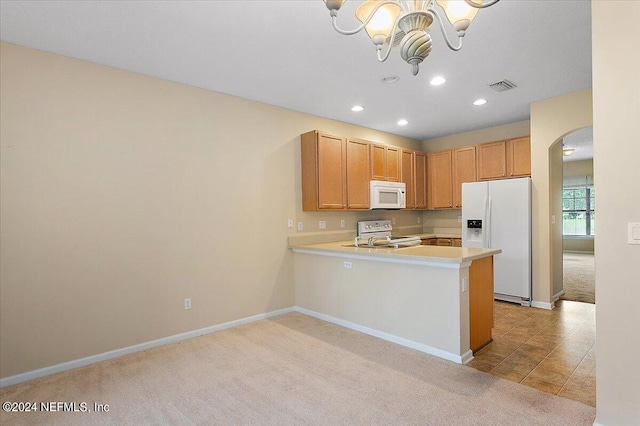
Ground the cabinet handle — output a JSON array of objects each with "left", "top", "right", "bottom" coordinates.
[{"left": 502, "top": 173, "right": 505, "bottom": 177}]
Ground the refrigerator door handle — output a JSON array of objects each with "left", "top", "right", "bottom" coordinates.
[{"left": 485, "top": 195, "right": 492, "bottom": 248}]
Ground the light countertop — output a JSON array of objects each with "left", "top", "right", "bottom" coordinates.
[{"left": 290, "top": 240, "right": 501, "bottom": 265}]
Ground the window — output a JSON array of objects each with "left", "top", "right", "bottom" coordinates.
[{"left": 562, "top": 176, "right": 595, "bottom": 236}]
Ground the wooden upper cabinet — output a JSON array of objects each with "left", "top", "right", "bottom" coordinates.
[
  {"left": 371, "top": 144, "right": 401, "bottom": 182},
  {"left": 428, "top": 150, "right": 453, "bottom": 209},
  {"left": 506, "top": 136, "right": 531, "bottom": 178},
  {"left": 346, "top": 138, "right": 371, "bottom": 210},
  {"left": 371, "top": 144, "right": 385, "bottom": 180},
  {"left": 401, "top": 149, "right": 416, "bottom": 209},
  {"left": 301, "top": 130, "right": 347, "bottom": 211},
  {"left": 477, "top": 137, "right": 531, "bottom": 181},
  {"left": 477, "top": 140, "right": 507, "bottom": 180},
  {"left": 452, "top": 146, "right": 477, "bottom": 208},
  {"left": 414, "top": 151, "right": 428, "bottom": 209},
  {"left": 386, "top": 146, "right": 401, "bottom": 182}
]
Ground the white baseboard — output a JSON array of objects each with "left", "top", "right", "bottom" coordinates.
[
  {"left": 2, "top": 305, "right": 473, "bottom": 388},
  {"left": 552, "top": 290, "right": 565, "bottom": 302},
  {"left": 294, "top": 307, "right": 470, "bottom": 365},
  {"left": 531, "top": 300, "right": 555, "bottom": 310},
  {"left": 0, "top": 307, "right": 295, "bottom": 388}
]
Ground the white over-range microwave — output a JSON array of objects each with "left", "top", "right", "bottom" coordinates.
[{"left": 370, "top": 181, "right": 406, "bottom": 209}]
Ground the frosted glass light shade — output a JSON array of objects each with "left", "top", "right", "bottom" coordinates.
[
  {"left": 355, "top": 1, "right": 401, "bottom": 39},
  {"left": 436, "top": 0, "right": 479, "bottom": 30}
]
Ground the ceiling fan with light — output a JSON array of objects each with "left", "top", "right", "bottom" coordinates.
[{"left": 323, "top": 0, "right": 500, "bottom": 75}]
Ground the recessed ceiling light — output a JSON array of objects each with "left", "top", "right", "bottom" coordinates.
[
  {"left": 430, "top": 76, "right": 446, "bottom": 86},
  {"left": 397, "top": 119, "right": 408, "bottom": 126},
  {"left": 381, "top": 75, "right": 400, "bottom": 84},
  {"left": 473, "top": 99, "right": 488, "bottom": 106},
  {"left": 351, "top": 105, "right": 364, "bottom": 112}
]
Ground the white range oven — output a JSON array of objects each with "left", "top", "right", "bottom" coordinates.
[{"left": 355, "top": 220, "right": 421, "bottom": 248}]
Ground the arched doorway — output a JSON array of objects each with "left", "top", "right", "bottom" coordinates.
[{"left": 560, "top": 127, "right": 595, "bottom": 304}]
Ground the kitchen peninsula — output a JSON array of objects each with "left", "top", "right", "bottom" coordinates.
[{"left": 290, "top": 241, "right": 500, "bottom": 364}]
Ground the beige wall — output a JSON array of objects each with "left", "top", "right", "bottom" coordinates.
[
  {"left": 0, "top": 42, "right": 422, "bottom": 379},
  {"left": 563, "top": 158, "right": 593, "bottom": 178},
  {"left": 562, "top": 238, "right": 594, "bottom": 253},
  {"left": 592, "top": 2, "right": 640, "bottom": 424},
  {"left": 549, "top": 141, "right": 564, "bottom": 299},
  {"left": 294, "top": 252, "right": 470, "bottom": 360},
  {"left": 422, "top": 120, "right": 530, "bottom": 153},
  {"left": 530, "top": 90, "right": 593, "bottom": 305}
]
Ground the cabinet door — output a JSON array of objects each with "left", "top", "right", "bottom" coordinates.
[
  {"left": 429, "top": 150, "right": 453, "bottom": 209},
  {"left": 401, "top": 149, "right": 415, "bottom": 209},
  {"left": 301, "top": 131, "right": 346, "bottom": 211},
  {"left": 414, "top": 151, "right": 428, "bottom": 209},
  {"left": 346, "top": 139, "right": 371, "bottom": 209},
  {"left": 507, "top": 136, "right": 531, "bottom": 177},
  {"left": 452, "top": 146, "right": 477, "bottom": 208},
  {"left": 370, "top": 144, "right": 386, "bottom": 181},
  {"left": 452, "top": 238, "right": 462, "bottom": 247},
  {"left": 386, "top": 146, "right": 401, "bottom": 182},
  {"left": 317, "top": 133, "right": 347, "bottom": 209},
  {"left": 437, "top": 238, "right": 453, "bottom": 246},
  {"left": 469, "top": 256, "right": 494, "bottom": 352},
  {"left": 477, "top": 141, "right": 507, "bottom": 180},
  {"left": 371, "top": 144, "right": 401, "bottom": 182}
]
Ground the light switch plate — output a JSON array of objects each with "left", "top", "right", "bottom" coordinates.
[{"left": 629, "top": 222, "right": 640, "bottom": 245}]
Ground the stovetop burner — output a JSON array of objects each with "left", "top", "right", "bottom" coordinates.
[{"left": 355, "top": 220, "right": 421, "bottom": 247}]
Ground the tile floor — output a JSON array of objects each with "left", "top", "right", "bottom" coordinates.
[{"left": 468, "top": 299, "right": 596, "bottom": 407}]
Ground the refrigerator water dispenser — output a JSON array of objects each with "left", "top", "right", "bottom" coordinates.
[{"left": 466, "top": 219, "right": 483, "bottom": 242}]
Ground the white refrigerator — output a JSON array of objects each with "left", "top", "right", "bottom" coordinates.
[{"left": 462, "top": 177, "right": 532, "bottom": 306}]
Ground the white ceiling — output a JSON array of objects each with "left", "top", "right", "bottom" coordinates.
[
  {"left": 0, "top": 0, "right": 592, "bottom": 142},
  {"left": 563, "top": 126, "right": 593, "bottom": 162}
]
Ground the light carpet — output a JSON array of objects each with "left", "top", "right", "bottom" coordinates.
[
  {"left": 0, "top": 313, "right": 595, "bottom": 425},
  {"left": 562, "top": 252, "right": 595, "bottom": 304}
]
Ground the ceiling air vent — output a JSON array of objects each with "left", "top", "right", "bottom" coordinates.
[{"left": 488, "top": 79, "right": 517, "bottom": 92}]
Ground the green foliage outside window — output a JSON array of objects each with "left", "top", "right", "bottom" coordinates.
[{"left": 562, "top": 185, "right": 595, "bottom": 236}]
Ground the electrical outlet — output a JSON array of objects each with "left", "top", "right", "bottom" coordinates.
[
  {"left": 184, "top": 298, "right": 192, "bottom": 310},
  {"left": 319, "top": 220, "right": 326, "bottom": 229},
  {"left": 344, "top": 261, "right": 352, "bottom": 269},
  {"left": 461, "top": 278, "right": 468, "bottom": 293},
  {"left": 340, "top": 219, "right": 345, "bottom": 228},
  {"left": 417, "top": 216, "right": 421, "bottom": 224},
  {"left": 287, "top": 218, "right": 293, "bottom": 228},
  {"left": 392, "top": 217, "right": 396, "bottom": 225},
  {"left": 297, "top": 222, "right": 304, "bottom": 231},
  {"left": 458, "top": 216, "right": 462, "bottom": 223}
]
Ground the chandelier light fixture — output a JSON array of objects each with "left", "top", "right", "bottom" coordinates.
[{"left": 323, "top": 0, "right": 500, "bottom": 75}]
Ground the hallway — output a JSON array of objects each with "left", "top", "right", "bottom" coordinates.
[{"left": 562, "top": 252, "right": 595, "bottom": 304}]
